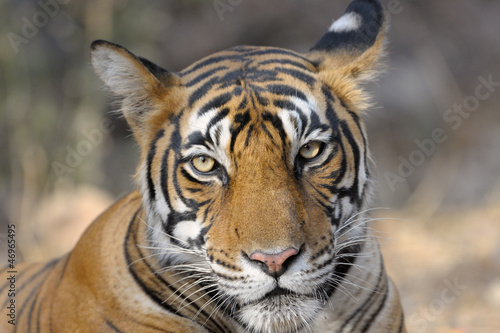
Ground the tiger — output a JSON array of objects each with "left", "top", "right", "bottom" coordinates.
[{"left": 1, "top": 0, "right": 406, "bottom": 332}]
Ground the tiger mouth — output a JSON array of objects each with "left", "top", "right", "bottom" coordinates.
[
  {"left": 243, "top": 287, "right": 303, "bottom": 306},
  {"left": 264, "top": 287, "right": 291, "bottom": 298}
]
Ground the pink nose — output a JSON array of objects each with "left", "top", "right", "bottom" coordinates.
[{"left": 249, "top": 248, "right": 299, "bottom": 274}]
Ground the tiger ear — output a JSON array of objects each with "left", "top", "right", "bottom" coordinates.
[
  {"left": 306, "top": 0, "right": 386, "bottom": 110},
  {"left": 90, "top": 40, "right": 183, "bottom": 145}
]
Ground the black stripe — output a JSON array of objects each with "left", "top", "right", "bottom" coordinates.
[
  {"left": 106, "top": 320, "right": 125, "bottom": 333},
  {"left": 26, "top": 282, "right": 43, "bottom": 333},
  {"left": 182, "top": 47, "right": 313, "bottom": 77},
  {"left": 163, "top": 211, "right": 195, "bottom": 248},
  {"left": 237, "top": 96, "right": 248, "bottom": 110},
  {"left": 181, "top": 54, "right": 243, "bottom": 77},
  {"left": 321, "top": 86, "right": 339, "bottom": 129},
  {"left": 346, "top": 109, "right": 367, "bottom": 169},
  {"left": 339, "top": 120, "right": 361, "bottom": 205},
  {"left": 317, "top": 142, "right": 341, "bottom": 169},
  {"left": 36, "top": 292, "right": 45, "bottom": 333},
  {"left": 185, "top": 131, "right": 206, "bottom": 149},
  {"left": 185, "top": 66, "right": 228, "bottom": 87},
  {"left": 360, "top": 281, "right": 389, "bottom": 333},
  {"left": 185, "top": 187, "right": 202, "bottom": 194},
  {"left": 307, "top": 107, "right": 331, "bottom": 137},
  {"left": 338, "top": 258, "right": 385, "bottom": 331},
  {"left": 180, "top": 168, "right": 211, "bottom": 186},
  {"left": 230, "top": 110, "right": 251, "bottom": 152},
  {"left": 214, "top": 126, "right": 222, "bottom": 147},
  {"left": 16, "top": 278, "right": 46, "bottom": 330},
  {"left": 0, "top": 264, "right": 40, "bottom": 293},
  {"left": 172, "top": 155, "right": 198, "bottom": 211},
  {"left": 307, "top": 181, "right": 331, "bottom": 202},
  {"left": 266, "top": 84, "right": 307, "bottom": 101},
  {"left": 188, "top": 77, "right": 220, "bottom": 107},
  {"left": 1, "top": 259, "right": 58, "bottom": 309},
  {"left": 160, "top": 149, "right": 173, "bottom": 212},
  {"left": 262, "top": 112, "right": 288, "bottom": 150},
  {"left": 347, "top": 108, "right": 369, "bottom": 196},
  {"left": 147, "top": 129, "right": 166, "bottom": 203},
  {"left": 218, "top": 69, "right": 245, "bottom": 89},
  {"left": 160, "top": 118, "right": 184, "bottom": 213},
  {"left": 312, "top": 242, "right": 361, "bottom": 306},
  {"left": 198, "top": 93, "right": 232, "bottom": 116},
  {"left": 260, "top": 123, "right": 277, "bottom": 145},
  {"left": 334, "top": 139, "right": 348, "bottom": 191},
  {"left": 245, "top": 48, "right": 313, "bottom": 63},
  {"left": 319, "top": 86, "right": 349, "bottom": 194},
  {"left": 206, "top": 108, "right": 230, "bottom": 145},
  {"left": 274, "top": 67, "right": 316, "bottom": 86},
  {"left": 244, "top": 124, "right": 254, "bottom": 147},
  {"left": 273, "top": 99, "right": 308, "bottom": 138},
  {"left": 258, "top": 58, "right": 314, "bottom": 72},
  {"left": 254, "top": 92, "right": 269, "bottom": 106}
]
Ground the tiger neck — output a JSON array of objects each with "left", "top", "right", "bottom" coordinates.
[
  {"left": 313, "top": 233, "right": 393, "bottom": 331},
  {"left": 124, "top": 208, "right": 237, "bottom": 332}
]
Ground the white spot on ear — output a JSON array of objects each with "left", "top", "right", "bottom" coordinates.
[
  {"left": 173, "top": 220, "right": 203, "bottom": 242},
  {"left": 329, "top": 12, "right": 362, "bottom": 33}
]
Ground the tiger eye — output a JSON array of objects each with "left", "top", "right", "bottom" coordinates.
[
  {"left": 191, "top": 156, "right": 216, "bottom": 173},
  {"left": 299, "top": 142, "right": 322, "bottom": 160}
]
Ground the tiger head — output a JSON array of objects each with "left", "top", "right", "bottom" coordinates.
[{"left": 91, "top": 0, "right": 386, "bottom": 331}]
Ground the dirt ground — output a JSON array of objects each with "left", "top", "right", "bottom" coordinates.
[
  {"left": 378, "top": 205, "right": 500, "bottom": 332},
  {"left": 14, "top": 186, "right": 500, "bottom": 332}
]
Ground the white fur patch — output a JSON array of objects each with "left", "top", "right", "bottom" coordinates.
[
  {"left": 276, "top": 95, "right": 329, "bottom": 166},
  {"left": 187, "top": 108, "right": 231, "bottom": 172},
  {"left": 173, "top": 220, "right": 203, "bottom": 242},
  {"left": 329, "top": 12, "right": 362, "bottom": 33},
  {"left": 238, "top": 297, "right": 322, "bottom": 333}
]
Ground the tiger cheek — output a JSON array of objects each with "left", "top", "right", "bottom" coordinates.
[{"left": 205, "top": 198, "right": 241, "bottom": 267}]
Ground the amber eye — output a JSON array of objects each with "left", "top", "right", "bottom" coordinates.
[
  {"left": 191, "top": 156, "right": 216, "bottom": 173},
  {"left": 299, "top": 141, "right": 322, "bottom": 160}
]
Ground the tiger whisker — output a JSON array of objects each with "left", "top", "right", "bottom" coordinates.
[
  {"left": 166, "top": 278, "right": 217, "bottom": 306},
  {"left": 174, "top": 283, "right": 220, "bottom": 313}
]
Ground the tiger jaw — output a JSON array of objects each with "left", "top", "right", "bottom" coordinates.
[{"left": 237, "top": 295, "right": 323, "bottom": 333}]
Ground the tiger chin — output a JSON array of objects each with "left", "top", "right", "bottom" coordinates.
[{"left": 1, "top": 1, "right": 406, "bottom": 332}]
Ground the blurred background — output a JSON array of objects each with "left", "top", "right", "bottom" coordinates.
[{"left": 1, "top": 0, "right": 499, "bottom": 331}]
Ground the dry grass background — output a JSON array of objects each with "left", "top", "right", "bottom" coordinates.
[{"left": 1, "top": 1, "right": 499, "bottom": 332}]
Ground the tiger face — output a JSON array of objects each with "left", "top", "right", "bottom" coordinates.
[
  {"left": 174, "top": 48, "right": 369, "bottom": 331},
  {"left": 91, "top": 0, "right": 389, "bottom": 331}
]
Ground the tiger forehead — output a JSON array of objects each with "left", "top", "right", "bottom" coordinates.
[
  {"left": 177, "top": 46, "right": 338, "bottom": 164},
  {"left": 178, "top": 46, "right": 319, "bottom": 93}
]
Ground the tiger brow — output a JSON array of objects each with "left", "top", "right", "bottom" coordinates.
[
  {"left": 184, "top": 107, "right": 230, "bottom": 150},
  {"left": 184, "top": 131, "right": 207, "bottom": 150}
]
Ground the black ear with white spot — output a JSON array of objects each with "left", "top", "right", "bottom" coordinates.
[
  {"left": 307, "top": 0, "right": 386, "bottom": 81},
  {"left": 312, "top": 0, "right": 384, "bottom": 54}
]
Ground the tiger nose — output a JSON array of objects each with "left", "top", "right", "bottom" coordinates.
[{"left": 249, "top": 248, "right": 299, "bottom": 277}]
